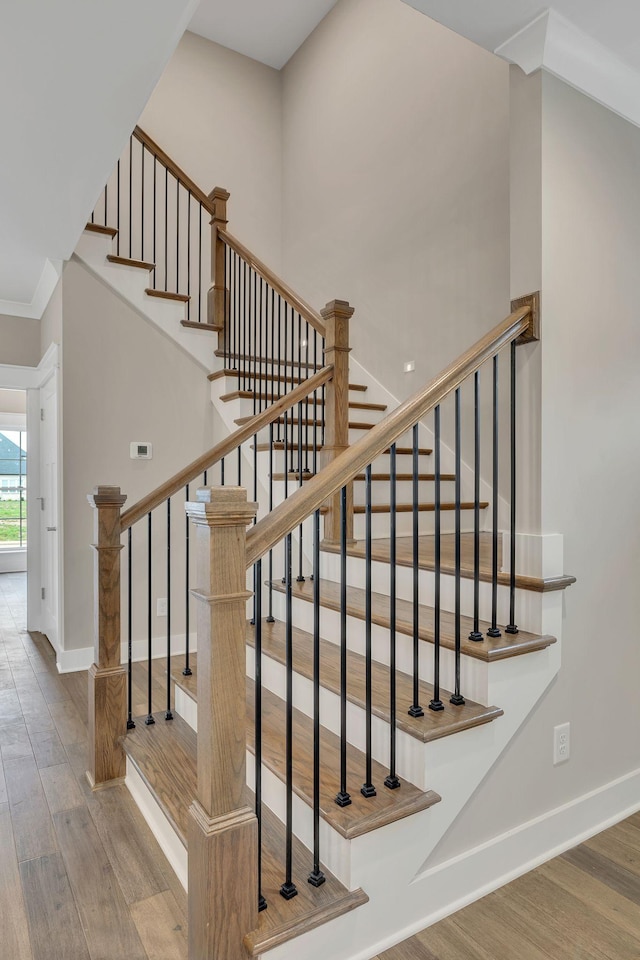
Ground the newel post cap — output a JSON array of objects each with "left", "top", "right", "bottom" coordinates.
[
  {"left": 320, "top": 299, "right": 355, "bottom": 322},
  {"left": 185, "top": 486, "right": 257, "bottom": 526},
  {"left": 87, "top": 485, "right": 127, "bottom": 509}
]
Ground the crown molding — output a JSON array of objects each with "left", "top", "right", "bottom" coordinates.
[{"left": 495, "top": 8, "right": 640, "bottom": 130}]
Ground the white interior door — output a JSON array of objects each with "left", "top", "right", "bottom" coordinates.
[{"left": 40, "top": 376, "right": 59, "bottom": 649}]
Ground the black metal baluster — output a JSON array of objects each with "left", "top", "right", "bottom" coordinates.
[
  {"left": 243, "top": 259, "right": 248, "bottom": 391},
  {"left": 506, "top": 341, "right": 519, "bottom": 635},
  {"left": 127, "top": 528, "right": 135, "bottom": 729},
  {"left": 164, "top": 167, "right": 168, "bottom": 291},
  {"left": 385, "top": 445, "right": 401, "bottom": 788},
  {"left": 409, "top": 423, "right": 424, "bottom": 717},
  {"left": 152, "top": 157, "right": 157, "bottom": 290},
  {"left": 220, "top": 459, "right": 225, "bottom": 486},
  {"left": 280, "top": 533, "right": 298, "bottom": 900},
  {"left": 141, "top": 142, "right": 145, "bottom": 262},
  {"left": 186, "top": 190, "right": 191, "bottom": 322},
  {"left": 336, "top": 485, "right": 352, "bottom": 807},
  {"left": 488, "top": 356, "right": 502, "bottom": 638},
  {"left": 232, "top": 251, "right": 237, "bottom": 371},
  {"left": 175, "top": 178, "right": 180, "bottom": 294},
  {"left": 104, "top": 182, "right": 107, "bottom": 226},
  {"left": 267, "top": 423, "right": 275, "bottom": 623},
  {"left": 254, "top": 559, "right": 268, "bottom": 911},
  {"left": 451, "top": 390, "right": 465, "bottom": 706},
  {"left": 183, "top": 483, "right": 192, "bottom": 676},
  {"left": 469, "top": 371, "right": 483, "bottom": 642},
  {"left": 145, "top": 512, "right": 155, "bottom": 725},
  {"left": 129, "top": 135, "right": 133, "bottom": 258},
  {"left": 362, "top": 464, "right": 376, "bottom": 797},
  {"left": 258, "top": 276, "right": 263, "bottom": 412},
  {"left": 165, "top": 499, "right": 173, "bottom": 720},
  {"left": 297, "top": 401, "right": 305, "bottom": 582},
  {"left": 429, "top": 407, "right": 444, "bottom": 712},
  {"left": 116, "top": 158, "right": 121, "bottom": 255},
  {"left": 198, "top": 205, "right": 202, "bottom": 325},
  {"left": 308, "top": 509, "right": 326, "bottom": 886}
]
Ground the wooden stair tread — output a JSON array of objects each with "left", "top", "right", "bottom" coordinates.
[
  {"left": 247, "top": 619, "right": 503, "bottom": 743},
  {"left": 321, "top": 535, "right": 576, "bottom": 595},
  {"left": 270, "top": 578, "right": 557, "bottom": 662},
  {"left": 85, "top": 222, "right": 118, "bottom": 237},
  {"left": 354, "top": 473, "right": 455, "bottom": 482},
  {"left": 181, "top": 319, "right": 222, "bottom": 332},
  {"left": 145, "top": 288, "right": 190, "bottom": 302},
  {"left": 215, "top": 350, "right": 318, "bottom": 370},
  {"left": 388, "top": 447, "right": 432, "bottom": 456},
  {"left": 220, "top": 390, "right": 386, "bottom": 412},
  {"left": 107, "top": 254, "right": 155, "bottom": 271},
  {"left": 235, "top": 415, "right": 375, "bottom": 430},
  {"left": 121, "top": 712, "right": 196, "bottom": 844},
  {"left": 254, "top": 441, "right": 323, "bottom": 453},
  {"left": 122, "top": 714, "right": 367, "bottom": 954},
  {"left": 209, "top": 368, "right": 368, "bottom": 391},
  {"left": 171, "top": 670, "right": 440, "bottom": 839},
  {"left": 352, "top": 501, "right": 488, "bottom": 514}
]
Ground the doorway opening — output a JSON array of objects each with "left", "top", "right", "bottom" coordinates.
[{"left": 0, "top": 388, "right": 27, "bottom": 575}]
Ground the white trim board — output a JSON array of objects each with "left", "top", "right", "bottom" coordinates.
[
  {"left": 56, "top": 632, "right": 198, "bottom": 674},
  {"left": 267, "top": 766, "right": 640, "bottom": 960},
  {"left": 495, "top": 9, "right": 640, "bottom": 133}
]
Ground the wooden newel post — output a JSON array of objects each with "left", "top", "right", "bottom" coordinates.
[
  {"left": 322, "top": 299, "right": 355, "bottom": 544},
  {"left": 185, "top": 486, "right": 258, "bottom": 960},
  {"left": 208, "top": 186, "right": 230, "bottom": 337},
  {"left": 86, "top": 485, "right": 127, "bottom": 789}
]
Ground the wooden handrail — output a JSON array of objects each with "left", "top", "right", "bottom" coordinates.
[
  {"left": 245, "top": 306, "right": 532, "bottom": 568},
  {"left": 133, "top": 126, "right": 215, "bottom": 216},
  {"left": 218, "top": 229, "right": 326, "bottom": 337},
  {"left": 120, "top": 365, "right": 334, "bottom": 531}
]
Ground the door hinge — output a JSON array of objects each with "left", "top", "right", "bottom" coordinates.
[
  {"left": 40, "top": 408, "right": 45, "bottom": 421},
  {"left": 41, "top": 587, "right": 45, "bottom": 600}
]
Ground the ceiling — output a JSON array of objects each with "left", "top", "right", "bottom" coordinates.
[
  {"left": 0, "top": 0, "right": 197, "bottom": 319},
  {"left": 188, "top": 0, "right": 338, "bottom": 70},
  {"left": 3, "top": 0, "right": 639, "bottom": 320}
]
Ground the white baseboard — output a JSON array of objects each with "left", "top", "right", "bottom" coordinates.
[
  {"left": 346, "top": 766, "right": 640, "bottom": 960},
  {"left": 0, "top": 549, "right": 27, "bottom": 573},
  {"left": 55, "top": 632, "right": 197, "bottom": 675}
]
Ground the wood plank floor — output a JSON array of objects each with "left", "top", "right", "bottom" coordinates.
[
  {"left": 2, "top": 572, "right": 639, "bottom": 959},
  {"left": 0, "top": 573, "right": 188, "bottom": 960}
]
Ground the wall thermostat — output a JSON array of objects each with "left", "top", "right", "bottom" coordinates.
[{"left": 130, "top": 442, "right": 153, "bottom": 460}]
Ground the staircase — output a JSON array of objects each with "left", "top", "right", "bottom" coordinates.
[{"left": 80, "top": 129, "right": 575, "bottom": 960}]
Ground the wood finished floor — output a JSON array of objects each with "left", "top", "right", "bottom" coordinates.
[
  {"left": 0, "top": 572, "right": 188, "bottom": 960},
  {"left": 2, "top": 573, "right": 639, "bottom": 959}
]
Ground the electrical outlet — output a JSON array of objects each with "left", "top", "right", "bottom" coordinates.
[
  {"left": 553, "top": 722, "right": 570, "bottom": 765},
  {"left": 404, "top": 360, "right": 415, "bottom": 373},
  {"left": 157, "top": 598, "right": 167, "bottom": 617}
]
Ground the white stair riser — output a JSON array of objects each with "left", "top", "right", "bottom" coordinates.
[
  {"left": 268, "top": 591, "right": 490, "bottom": 704},
  {"left": 227, "top": 395, "right": 383, "bottom": 425},
  {"left": 318, "top": 551, "right": 540, "bottom": 632},
  {"left": 246, "top": 646, "right": 431, "bottom": 790}
]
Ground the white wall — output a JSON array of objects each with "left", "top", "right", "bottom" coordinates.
[
  {"left": 429, "top": 72, "right": 640, "bottom": 864},
  {"left": 281, "top": 0, "right": 511, "bottom": 404},
  {"left": 61, "top": 259, "right": 214, "bottom": 652},
  {"left": 139, "top": 30, "right": 283, "bottom": 271}
]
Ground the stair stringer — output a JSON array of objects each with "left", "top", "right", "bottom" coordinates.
[
  {"left": 258, "top": 583, "right": 563, "bottom": 960},
  {"left": 73, "top": 231, "right": 215, "bottom": 371}
]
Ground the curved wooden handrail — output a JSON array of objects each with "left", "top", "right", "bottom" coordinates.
[
  {"left": 245, "top": 306, "right": 532, "bottom": 568},
  {"left": 121, "top": 364, "right": 334, "bottom": 531},
  {"left": 133, "top": 127, "right": 215, "bottom": 216},
  {"left": 218, "top": 228, "right": 326, "bottom": 338}
]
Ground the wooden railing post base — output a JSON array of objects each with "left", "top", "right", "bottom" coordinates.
[
  {"left": 87, "top": 663, "right": 127, "bottom": 788},
  {"left": 87, "top": 485, "right": 127, "bottom": 789},
  {"left": 188, "top": 801, "right": 258, "bottom": 960},
  {"left": 208, "top": 186, "right": 230, "bottom": 336}
]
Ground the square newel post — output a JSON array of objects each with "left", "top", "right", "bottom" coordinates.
[
  {"left": 208, "top": 186, "right": 230, "bottom": 338},
  {"left": 86, "top": 485, "right": 127, "bottom": 789},
  {"left": 185, "top": 486, "right": 259, "bottom": 960},
  {"left": 322, "top": 299, "right": 355, "bottom": 544}
]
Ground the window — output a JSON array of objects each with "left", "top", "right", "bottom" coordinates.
[{"left": 0, "top": 431, "right": 27, "bottom": 547}]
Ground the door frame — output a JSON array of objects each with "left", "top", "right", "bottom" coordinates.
[{"left": 0, "top": 343, "right": 62, "bottom": 650}]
